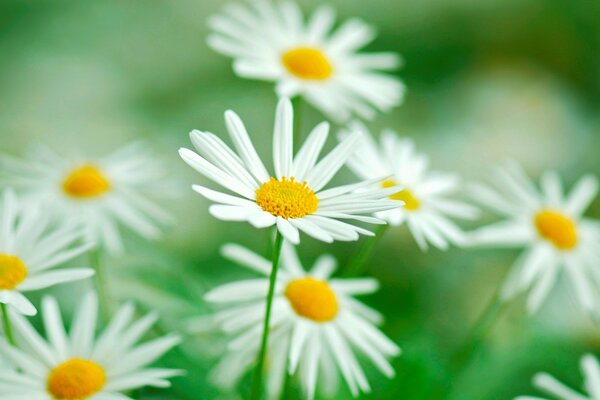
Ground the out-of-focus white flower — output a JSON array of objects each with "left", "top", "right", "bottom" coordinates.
[
  {"left": 203, "top": 242, "right": 400, "bottom": 399},
  {"left": 0, "top": 143, "right": 174, "bottom": 254},
  {"left": 208, "top": 0, "right": 404, "bottom": 122},
  {"left": 179, "top": 97, "right": 401, "bottom": 245},
  {"left": 0, "top": 292, "right": 182, "bottom": 399},
  {"left": 470, "top": 163, "right": 600, "bottom": 313},
  {"left": 342, "top": 124, "right": 479, "bottom": 251},
  {"left": 0, "top": 190, "right": 93, "bottom": 316},
  {"left": 515, "top": 354, "right": 600, "bottom": 400}
]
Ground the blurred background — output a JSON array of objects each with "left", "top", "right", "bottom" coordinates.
[{"left": 1, "top": 0, "right": 599, "bottom": 399}]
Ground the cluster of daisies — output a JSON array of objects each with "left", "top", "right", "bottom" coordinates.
[{"left": 0, "top": 0, "right": 599, "bottom": 399}]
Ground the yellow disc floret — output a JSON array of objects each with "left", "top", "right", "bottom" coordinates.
[
  {"left": 382, "top": 179, "right": 420, "bottom": 211},
  {"left": 0, "top": 254, "right": 27, "bottom": 290},
  {"left": 534, "top": 210, "right": 578, "bottom": 250},
  {"left": 62, "top": 165, "right": 110, "bottom": 199},
  {"left": 256, "top": 177, "right": 318, "bottom": 219},
  {"left": 281, "top": 47, "right": 333, "bottom": 81},
  {"left": 285, "top": 277, "right": 338, "bottom": 322},
  {"left": 47, "top": 358, "right": 106, "bottom": 399}
]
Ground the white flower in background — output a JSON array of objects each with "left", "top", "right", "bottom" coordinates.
[
  {"left": 179, "top": 97, "right": 401, "bottom": 245},
  {"left": 515, "top": 354, "right": 600, "bottom": 400},
  {"left": 470, "top": 162, "right": 600, "bottom": 313},
  {"left": 0, "top": 292, "right": 182, "bottom": 399},
  {"left": 0, "top": 190, "right": 94, "bottom": 316},
  {"left": 208, "top": 0, "right": 404, "bottom": 122},
  {"left": 203, "top": 242, "right": 400, "bottom": 399},
  {"left": 342, "top": 124, "right": 479, "bottom": 251},
  {"left": 0, "top": 143, "right": 174, "bottom": 254}
]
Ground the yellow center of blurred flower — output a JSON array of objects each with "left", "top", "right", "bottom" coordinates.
[
  {"left": 256, "top": 177, "right": 318, "bottom": 219},
  {"left": 534, "top": 210, "right": 578, "bottom": 250},
  {"left": 0, "top": 253, "right": 27, "bottom": 290},
  {"left": 62, "top": 165, "right": 110, "bottom": 199},
  {"left": 285, "top": 277, "right": 338, "bottom": 322},
  {"left": 47, "top": 358, "right": 106, "bottom": 399},
  {"left": 382, "top": 179, "right": 420, "bottom": 211},
  {"left": 281, "top": 47, "right": 333, "bottom": 80}
]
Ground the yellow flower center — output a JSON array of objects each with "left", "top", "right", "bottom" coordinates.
[
  {"left": 382, "top": 179, "right": 420, "bottom": 211},
  {"left": 0, "top": 254, "right": 27, "bottom": 290},
  {"left": 256, "top": 177, "right": 318, "bottom": 219},
  {"left": 284, "top": 277, "right": 338, "bottom": 322},
  {"left": 47, "top": 358, "right": 106, "bottom": 399},
  {"left": 62, "top": 165, "right": 110, "bottom": 199},
  {"left": 281, "top": 47, "right": 333, "bottom": 81},
  {"left": 534, "top": 210, "right": 578, "bottom": 250}
]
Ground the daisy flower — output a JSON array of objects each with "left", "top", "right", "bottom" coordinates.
[
  {"left": 470, "top": 162, "right": 600, "bottom": 313},
  {"left": 0, "top": 291, "right": 182, "bottom": 399},
  {"left": 341, "top": 124, "right": 479, "bottom": 251},
  {"left": 203, "top": 242, "right": 401, "bottom": 399},
  {"left": 516, "top": 354, "right": 600, "bottom": 400},
  {"left": 178, "top": 97, "right": 402, "bottom": 245},
  {"left": 0, "top": 143, "right": 173, "bottom": 254},
  {"left": 0, "top": 190, "right": 93, "bottom": 316},
  {"left": 208, "top": 0, "right": 404, "bottom": 122}
]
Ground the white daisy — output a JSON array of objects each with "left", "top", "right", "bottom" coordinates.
[
  {"left": 178, "top": 97, "right": 402, "bottom": 245},
  {"left": 342, "top": 123, "right": 479, "bottom": 251},
  {"left": 0, "top": 291, "right": 182, "bottom": 399},
  {"left": 204, "top": 242, "right": 401, "bottom": 399},
  {"left": 0, "top": 143, "right": 173, "bottom": 254},
  {"left": 208, "top": 0, "right": 404, "bottom": 123},
  {"left": 0, "top": 190, "right": 94, "bottom": 316},
  {"left": 470, "top": 162, "right": 600, "bottom": 313},
  {"left": 516, "top": 354, "right": 600, "bottom": 400}
]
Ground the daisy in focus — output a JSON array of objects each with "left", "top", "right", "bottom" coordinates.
[
  {"left": 0, "top": 291, "right": 182, "bottom": 399},
  {"left": 0, "top": 190, "right": 93, "bottom": 316},
  {"left": 202, "top": 242, "right": 401, "bottom": 399},
  {"left": 470, "top": 163, "right": 600, "bottom": 313},
  {"left": 0, "top": 143, "right": 173, "bottom": 254},
  {"left": 342, "top": 124, "right": 479, "bottom": 251},
  {"left": 179, "top": 97, "right": 402, "bottom": 245},
  {"left": 515, "top": 354, "right": 600, "bottom": 400},
  {"left": 208, "top": 0, "right": 404, "bottom": 122}
]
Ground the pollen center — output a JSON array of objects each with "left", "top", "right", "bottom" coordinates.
[
  {"left": 256, "top": 177, "right": 318, "bottom": 219},
  {"left": 281, "top": 47, "right": 333, "bottom": 80},
  {"left": 285, "top": 277, "right": 338, "bottom": 322},
  {"left": 47, "top": 358, "right": 106, "bottom": 399},
  {"left": 0, "top": 253, "right": 27, "bottom": 290},
  {"left": 62, "top": 165, "right": 110, "bottom": 199},
  {"left": 382, "top": 180, "right": 420, "bottom": 211},
  {"left": 534, "top": 210, "right": 578, "bottom": 250}
]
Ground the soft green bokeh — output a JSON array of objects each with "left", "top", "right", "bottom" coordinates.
[{"left": 1, "top": 0, "right": 599, "bottom": 399}]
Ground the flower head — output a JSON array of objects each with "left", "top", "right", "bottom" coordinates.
[
  {"left": 0, "top": 292, "right": 182, "bottom": 398},
  {"left": 208, "top": 0, "right": 404, "bottom": 122},
  {"left": 470, "top": 162, "right": 600, "bottom": 314},
  {"left": 0, "top": 190, "right": 94, "bottom": 316},
  {"left": 179, "top": 97, "right": 401, "bottom": 245}
]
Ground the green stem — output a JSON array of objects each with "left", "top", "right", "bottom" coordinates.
[
  {"left": 1, "top": 303, "right": 16, "bottom": 346},
  {"left": 250, "top": 231, "right": 284, "bottom": 400},
  {"left": 292, "top": 96, "right": 303, "bottom": 151},
  {"left": 343, "top": 224, "right": 389, "bottom": 277},
  {"left": 89, "top": 248, "right": 111, "bottom": 322}
]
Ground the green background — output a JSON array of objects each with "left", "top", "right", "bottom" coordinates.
[{"left": 1, "top": 0, "right": 599, "bottom": 399}]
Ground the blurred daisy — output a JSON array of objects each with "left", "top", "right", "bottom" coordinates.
[
  {"left": 342, "top": 124, "right": 479, "bottom": 251},
  {"left": 179, "top": 97, "right": 401, "bottom": 245},
  {"left": 0, "top": 143, "right": 173, "bottom": 254},
  {"left": 203, "top": 242, "right": 401, "bottom": 399},
  {"left": 0, "top": 190, "right": 93, "bottom": 316},
  {"left": 0, "top": 292, "right": 182, "bottom": 399},
  {"left": 208, "top": 0, "right": 404, "bottom": 122},
  {"left": 515, "top": 354, "right": 600, "bottom": 400},
  {"left": 470, "top": 163, "right": 600, "bottom": 313}
]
